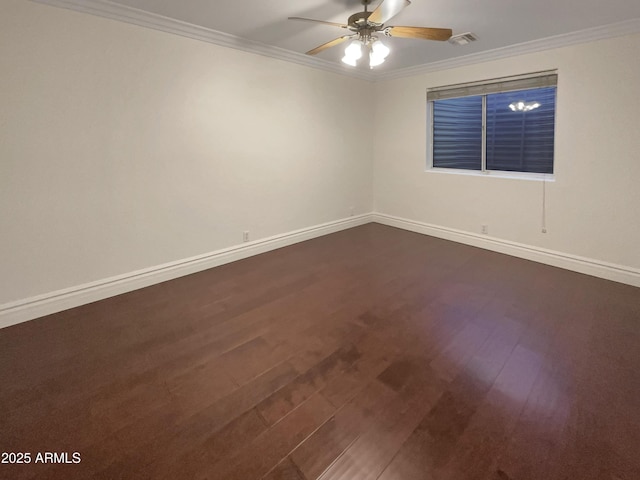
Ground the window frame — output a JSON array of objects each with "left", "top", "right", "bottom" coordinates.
[{"left": 426, "top": 71, "right": 558, "bottom": 181}]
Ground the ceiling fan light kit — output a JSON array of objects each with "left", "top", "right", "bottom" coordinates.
[
  {"left": 342, "top": 37, "right": 390, "bottom": 68},
  {"left": 509, "top": 101, "right": 541, "bottom": 112},
  {"left": 289, "top": 0, "right": 453, "bottom": 69}
]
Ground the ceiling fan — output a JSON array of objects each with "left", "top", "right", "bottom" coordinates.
[{"left": 289, "top": 0, "right": 452, "bottom": 68}]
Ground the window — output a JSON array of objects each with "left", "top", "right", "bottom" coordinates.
[{"left": 428, "top": 72, "right": 557, "bottom": 176}]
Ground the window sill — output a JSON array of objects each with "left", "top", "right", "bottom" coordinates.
[{"left": 426, "top": 167, "right": 555, "bottom": 182}]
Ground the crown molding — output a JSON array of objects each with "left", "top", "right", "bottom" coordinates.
[
  {"left": 375, "top": 18, "right": 640, "bottom": 81},
  {"left": 30, "top": 1, "right": 640, "bottom": 83},
  {"left": 31, "top": 0, "right": 376, "bottom": 82}
]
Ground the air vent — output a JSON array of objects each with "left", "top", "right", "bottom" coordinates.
[{"left": 448, "top": 32, "right": 478, "bottom": 46}]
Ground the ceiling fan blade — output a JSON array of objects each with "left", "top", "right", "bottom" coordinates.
[
  {"left": 368, "top": 0, "right": 411, "bottom": 25},
  {"left": 306, "top": 35, "right": 353, "bottom": 55},
  {"left": 386, "top": 26, "right": 452, "bottom": 41},
  {"left": 288, "top": 17, "right": 349, "bottom": 29}
]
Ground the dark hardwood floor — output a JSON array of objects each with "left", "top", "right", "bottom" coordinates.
[{"left": 1, "top": 223, "right": 639, "bottom": 480}]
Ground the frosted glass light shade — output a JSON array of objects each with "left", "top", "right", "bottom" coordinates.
[
  {"left": 344, "top": 40, "right": 363, "bottom": 60},
  {"left": 369, "top": 52, "right": 386, "bottom": 68},
  {"left": 371, "top": 40, "right": 390, "bottom": 59},
  {"left": 342, "top": 55, "right": 357, "bottom": 66}
]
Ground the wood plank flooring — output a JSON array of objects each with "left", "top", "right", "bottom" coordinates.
[{"left": 1, "top": 223, "right": 639, "bottom": 480}]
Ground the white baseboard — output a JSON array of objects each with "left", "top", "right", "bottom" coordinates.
[
  {"left": 0, "top": 214, "right": 373, "bottom": 329},
  {"left": 373, "top": 213, "right": 640, "bottom": 288},
  {"left": 3, "top": 211, "right": 637, "bottom": 330}
]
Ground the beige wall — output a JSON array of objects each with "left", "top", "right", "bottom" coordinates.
[
  {"left": 0, "top": 0, "right": 374, "bottom": 304},
  {"left": 373, "top": 33, "right": 640, "bottom": 270}
]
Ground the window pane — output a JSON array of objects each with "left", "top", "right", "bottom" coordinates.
[
  {"left": 432, "top": 96, "right": 482, "bottom": 170},
  {"left": 486, "top": 87, "right": 556, "bottom": 174}
]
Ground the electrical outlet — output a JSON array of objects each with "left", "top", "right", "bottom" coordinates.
[
  {"left": 481, "top": 225, "right": 489, "bottom": 235},
  {"left": 243, "top": 231, "right": 249, "bottom": 242}
]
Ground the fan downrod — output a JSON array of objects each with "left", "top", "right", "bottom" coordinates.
[{"left": 348, "top": 0, "right": 377, "bottom": 30}]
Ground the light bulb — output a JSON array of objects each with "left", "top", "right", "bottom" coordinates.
[
  {"left": 371, "top": 40, "right": 390, "bottom": 59},
  {"left": 342, "top": 55, "right": 357, "bottom": 66},
  {"left": 344, "top": 40, "right": 363, "bottom": 60}
]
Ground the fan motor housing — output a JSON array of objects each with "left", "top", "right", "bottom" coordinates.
[{"left": 348, "top": 11, "right": 372, "bottom": 27}]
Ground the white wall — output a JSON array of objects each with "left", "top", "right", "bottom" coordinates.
[
  {"left": 373, "top": 33, "right": 640, "bottom": 271},
  {"left": 2, "top": 0, "right": 638, "bottom": 314},
  {"left": 0, "top": 0, "right": 374, "bottom": 305}
]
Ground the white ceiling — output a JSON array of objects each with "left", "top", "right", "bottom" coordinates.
[{"left": 56, "top": 0, "right": 640, "bottom": 73}]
